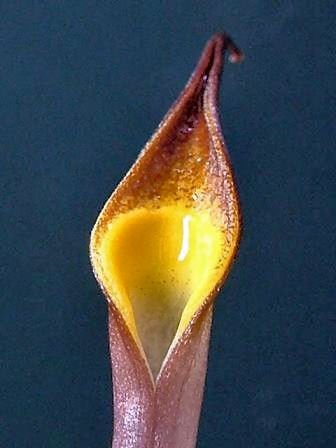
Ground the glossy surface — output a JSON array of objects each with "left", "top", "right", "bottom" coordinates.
[{"left": 96, "top": 206, "right": 225, "bottom": 377}]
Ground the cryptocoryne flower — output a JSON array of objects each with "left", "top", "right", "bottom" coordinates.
[{"left": 90, "top": 32, "right": 243, "bottom": 448}]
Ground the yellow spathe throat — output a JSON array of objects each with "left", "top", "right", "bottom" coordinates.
[{"left": 94, "top": 205, "right": 228, "bottom": 378}]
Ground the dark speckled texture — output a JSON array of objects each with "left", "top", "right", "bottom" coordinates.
[{"left": 1, "top": 1, "right": 335, "bottom": 447}]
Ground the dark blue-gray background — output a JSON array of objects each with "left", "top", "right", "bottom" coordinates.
[{"left": 1, "top": 1, "right": 335, "bottom": 447}]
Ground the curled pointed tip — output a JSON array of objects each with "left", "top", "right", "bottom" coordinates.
[
  {"left": 225, "top": 35, "right": 244, "bottom": 63},
  {"left": 211, "top": 31, "right": 244, "bottom": 63}
]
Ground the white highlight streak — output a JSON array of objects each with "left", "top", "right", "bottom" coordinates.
[{"left": 178, "top": 215, "right": 191, "bottom": 261}]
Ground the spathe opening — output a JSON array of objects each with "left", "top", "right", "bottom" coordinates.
[{"left": 96, "top": 205, "right": 225, "bottom": 378}]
